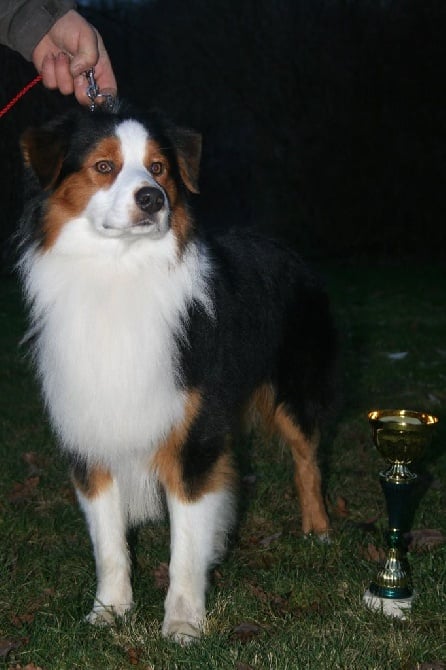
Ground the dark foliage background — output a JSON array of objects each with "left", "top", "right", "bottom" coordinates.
[{"left": 1, "top": 0, "right": 445, "bottom": 266}]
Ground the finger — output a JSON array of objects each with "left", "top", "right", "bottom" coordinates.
[
  {"left": 32, "top": 34, "right": 56, "bottom": 73},
  {"left": 40, "top": 53, "right": 58, "bottom": 89},
  {"left": 54, "top": 52, "right": 75, "bottom": 95},
  {"left": 73, "top": 37, "right": 117, "bottom": 106},
  {"left": 94, "top": 64, "right": 118, "bottom": 98},
  {"left": 69, "top": 24, "right": 100, "bottom": 78},
  {"left": 93, "top": 33, "right": 118, "bottom": 94}
]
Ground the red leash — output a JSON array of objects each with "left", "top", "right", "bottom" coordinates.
[{"left": 0, "top": 74, "right": 43, "bottom": 119}]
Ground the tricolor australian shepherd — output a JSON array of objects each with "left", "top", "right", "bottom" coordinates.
[{"left": 17, "top": 107, "right": 336, "bottom": 643}]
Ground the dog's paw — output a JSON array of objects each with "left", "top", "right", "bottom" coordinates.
[
  {"left": 304, "top": 529, "right": 332, "bottom": 544},
  {"left": 86, "top": 607, "right": 116, "bottom": 626},
  {"left": 86, "top": 601, "right": 133, "bottom": 627},
  {"left": 162, "top": 618, "right": 202, "bottom": 644},
  {"left": 316, "top": 529, "right": 332, "bottom": 543}
]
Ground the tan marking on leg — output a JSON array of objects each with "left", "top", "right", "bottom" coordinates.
[
  {"left": 72, "top": 466, "right": 113, "bottom": 499},
  {"left": 152, "top": 391, "right": 236, "bottom": 501},
  {"left": 245, "top": 383, "right": 276, "bottom": 434},
  {"left": 199, "top": 447, "right": 236, "bottom": 498},
  {"left": 274, "top": 404, "right": 329, "bottom": 535},
  {"left": 152, "top": 390, "right": 201, "bottom": 501}
]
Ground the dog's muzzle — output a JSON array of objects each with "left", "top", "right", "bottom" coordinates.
[{"left": 90, "top": 177, "right": 170, "bottom": 239}]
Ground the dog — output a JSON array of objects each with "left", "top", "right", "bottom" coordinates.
[{"left": 17, "top": 106, "right": 337, "bottom": 643}]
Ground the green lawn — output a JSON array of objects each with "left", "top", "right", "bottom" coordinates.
[{"left": 1, "top": 263, "right": 445, "bottom": 670}]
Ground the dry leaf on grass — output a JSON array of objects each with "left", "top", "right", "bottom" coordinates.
[
  {"left": 11, "top": 613, "right": 35, "bottom": 627},
  {"left": 258, "top": 532, "right": 282, "bottom": 547},
  {"left": 7, "top": 477, "right": 40, "bottom": 504},
  {"left": 334, "top": 496, "right": 350, "bottom": 517},
  {"left": 231, "top": 622, "right": 262, "bottom": 643},
  {"left": 407, "top": 529, "right": 446, "bottom": 552},
  {"left": 236, "top": 663, "right": 255, "bottom": 670},
  {"left": 10, "top": 590, "right": 55, "bottom": 628},
  {"left": 213, "top": 568, "right": 224, "bottom": 585},
  {"left": 350, "top": 515, "right": 380, "bottom": 533},
  {"left": 21, "top": 452, "right": 45, "bottom": 476},
  {"left": 126, "top": 647, "right": 143, "bottom": 665},
  {"left": 362, "top": 543, "right": 387, "bottom": 562},
  {"left": 152, "top": 562, "right": 169, "bottom": 590},
  {"left": 292, "top": 600, "right": 323, "bottom": 618},
  {"left": 0, "top": 639, "right": 21, "bottom": 659},
  {"left": 248, "top": 583, "right": 289, "bottom": 616},
  {"left": 325, "top": 494, "right": 350, "bottom": 518}
]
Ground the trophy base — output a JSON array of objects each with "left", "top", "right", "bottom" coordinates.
[{"left": 363, "top": 589, "right": 414, "bottom": 620}]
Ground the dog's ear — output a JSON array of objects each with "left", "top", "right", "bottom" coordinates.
[
  {"left": 170, "top": 127, "right": 202, "bottom": 194},
  {"left": 20, "top": 126, "right": 68, "bottom": 190}
]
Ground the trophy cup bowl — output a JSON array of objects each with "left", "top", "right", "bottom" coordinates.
[{"left": 363, "top": 409, "right": 438, "bottom": 618}]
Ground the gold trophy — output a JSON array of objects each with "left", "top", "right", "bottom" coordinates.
[{"left": 363, "top": 409, "right": 438, "bottom": 618}]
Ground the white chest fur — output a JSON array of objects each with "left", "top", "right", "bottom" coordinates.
[{"left": 21, "top": 225, "right": 212, "bottom": 467}]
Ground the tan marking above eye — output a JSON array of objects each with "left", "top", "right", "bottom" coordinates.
[{"left": 94, "top": 160, "right": 115, "bottom": 174}]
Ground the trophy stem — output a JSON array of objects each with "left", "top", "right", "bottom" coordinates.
[
  {"left": 380, "top": 466, "right": 416, "bottom": 537},
  {"left": 368, "top": 468, "right": 417, "bottom": 599}
]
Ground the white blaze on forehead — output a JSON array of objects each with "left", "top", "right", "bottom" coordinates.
[{"left": 115, "top": 119, "right": 150, "bottom": 166}]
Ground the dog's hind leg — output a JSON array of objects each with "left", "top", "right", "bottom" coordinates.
[
  {"left": 73, "top": 464, "right": 133, "bottom": 624},
  {"left": 274, "top": 404, "right": 330, "bottom": 538}
]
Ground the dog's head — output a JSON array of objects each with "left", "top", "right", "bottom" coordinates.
[{"left": 20, "top": 107, "right": 201, "bottom": 250}]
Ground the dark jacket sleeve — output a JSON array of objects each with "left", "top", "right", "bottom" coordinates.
[{"left": 0, "top": 0, "right": 76, "bottom": 61}]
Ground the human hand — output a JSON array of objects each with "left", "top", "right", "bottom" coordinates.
[{"left": 32, "top": 10, "right": 117, "bottom": 106}]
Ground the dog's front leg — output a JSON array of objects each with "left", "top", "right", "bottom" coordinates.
[
  {"left": 73, "top": 467, "right": 133, "bottom": 624},
  {"left": 163, "top": 488, "right": 233, "bottom": 644}
]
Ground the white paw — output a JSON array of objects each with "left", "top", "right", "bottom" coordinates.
[
  {"left": 86, "top": 607, "right": 116, "bottom": 626},
  {"left": 316, "top": 529, "right": 332, "bottom": 543},
  {"left": 86, "top": 600, "right": 133, "bottom": 626},
  {"left": 162, "top": 618, "right": 202, "bottom": 644},
  {"left": 304, "top": 529, "right": 332, "bottom": 544}
]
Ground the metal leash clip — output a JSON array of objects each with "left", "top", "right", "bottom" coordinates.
[{"left": 85, "top": 68, "right": 116, "bottom": 112}]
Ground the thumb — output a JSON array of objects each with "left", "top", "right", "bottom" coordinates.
[
  {"left": 73, "top": 73, "right": 92, "bottom": 106},
  {"left": 69, "top": 27, "right": 100, "bottom": 77}
]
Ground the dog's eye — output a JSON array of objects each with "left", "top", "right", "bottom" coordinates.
[
  {"left": 149, "top": 161, "right": 164, "bottom": 176},
  {"left": 95, "top": 160, "right": 114, "bottom": 174}
]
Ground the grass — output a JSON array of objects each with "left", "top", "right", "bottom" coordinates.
[{"left": 1, "top": 262, "right": 445, "bottom": 670}]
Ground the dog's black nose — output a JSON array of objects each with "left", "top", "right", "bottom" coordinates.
[{"left": 135, "top": 186, "right": 164, "bottom": 214}]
